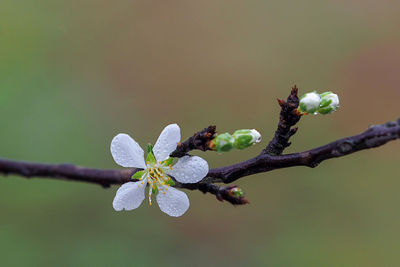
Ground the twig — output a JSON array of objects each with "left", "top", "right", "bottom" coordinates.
[
  {"left": 263, "top": 85, "right": 301, "bottom": 155},
  {"left": 179, "top": 183, "right": 249, "bottom": 205},
  {"left": 170, "top": 126, "right": 217, "bottom": 157}
]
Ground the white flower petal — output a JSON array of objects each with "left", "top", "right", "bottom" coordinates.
[
  {"left": 153, "top": 124, "right": 181, "bottom": 162},
  {"left": 113, "top": 180, "right": 147, "bottom": 211},
  {"left": 111, "top": 133, "right": 146, "bottom": 168},
  {"left": 168, "top": 156, "right": 209, "bottom": 183},
  {"left": 156, "top": 186, "right": 189, "bottom": 217}
]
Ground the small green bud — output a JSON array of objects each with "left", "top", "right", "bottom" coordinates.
[
  {"left": 231, "top": 187, "right": 244, "bottom": 197},
  {"left": 298, "top": 91, "right": 321, "bottom": 114},
  {"left": 318, "top": 91, "right": 339, "bottom": 115},
  {"left": 213, "top": 133, "right": 235, "bottom": 152},
  {"left": 232, "top": 129, "right": 262, "bottom": 150}
]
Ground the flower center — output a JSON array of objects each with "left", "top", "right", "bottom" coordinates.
[{"left": 142, "top": 161, "right": 173, "bottom": 206}]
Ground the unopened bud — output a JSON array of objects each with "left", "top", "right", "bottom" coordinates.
[
  {"left": 232, "top": 129, "right": 262, "bottom": 150},
  {"left": 298, "top": 92, "right": 321, "bottom": 114},
  {"left": 213, "top": 133, "right": 234, "bottom": 152},
  {"left": 318, "top": 92, "right": 339, "bottom": 114},
  {"left": 229, "top": 187, "right": 244, "bottom": 197}
]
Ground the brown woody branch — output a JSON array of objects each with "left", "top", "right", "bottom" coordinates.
[
  {"left": 204, "top": 118, "right": 400, "bottom": 184},
  {"left": 0, "top": 159, "right": 133, "bottom": 188},
  {"left": 0, "top": 88, "right": 399, "bottom": 205},
  {"left": 1, "top": 118, "right": 398, "bottom": 203}
]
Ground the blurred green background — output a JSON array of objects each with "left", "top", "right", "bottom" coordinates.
[{"left": 1, "top": 1, "right": 399, "bottom": 266}]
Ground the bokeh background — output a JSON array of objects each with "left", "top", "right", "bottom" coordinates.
[{"left": 1, "top": 1, "right": 400, "bottom": 266}]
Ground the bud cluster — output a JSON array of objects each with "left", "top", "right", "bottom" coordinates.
[
  {"left": 298, "top": 91, "right": 340, "bottom": 115},
  {"left": 211, "top": 129, "right": 262, "bottom": 153}
]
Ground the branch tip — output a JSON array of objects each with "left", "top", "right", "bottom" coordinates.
[
  {"left": 264, "top": 87, "right": 301, "bottom": 155},
  {"left": 291, "top": 85, "right": 298, "bottom": 94},
  {"left": 277, "top": 98, "right": 286, "bottom": 107}
]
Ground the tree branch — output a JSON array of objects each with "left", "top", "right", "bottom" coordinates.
[
  {"left": 1, "top": 118, "right": 398, "bottom": 193},
  {"left": 205, "top": 118, "right": 400, "bottom": 184},
  {"left": 0, "top": 88, "right": 399, "bottom": 206},
  {"left": 0, "top": 159, "right": 134, "bottom": 188}
]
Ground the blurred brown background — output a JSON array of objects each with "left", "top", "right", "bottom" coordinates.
[{"left": 1, "top": 0, "right": 399, "bottom": 266}]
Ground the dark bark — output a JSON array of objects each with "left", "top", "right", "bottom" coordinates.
[
  {"left": 0, "top": 159, "right": 135, "bottom": 188},
  {"left": 170, "top": 126, "right": 217, "bottom": 157},
  {"left": 263, "top": 85, "right": 301, "bottom": 155},
  {"left": 179, "top": 183, "right": 249, "bottom": 205}
]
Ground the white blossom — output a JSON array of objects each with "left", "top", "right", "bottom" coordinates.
[{"left": 110, "top": 124, "right": 209, "bottom": 217}]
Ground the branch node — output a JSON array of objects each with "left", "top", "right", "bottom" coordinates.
[{"left": 170, "top": 126, "right": 217, "bottom": 157}]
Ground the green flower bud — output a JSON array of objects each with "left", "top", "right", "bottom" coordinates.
[
  {"left": 232, "top": 129, "right": 262, "bottom": 150},
  {"left": 230, "top": 187, "right": 244, "bottom": 197},
  {"left": 213, "top": 133, "right": 234, "bottom": 152},
  {"left": 298, "top": 91, "right": 321, "bottom": 114},
  {"left": 318, "top": 91, "right": 339, "bottom": 114}
]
